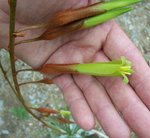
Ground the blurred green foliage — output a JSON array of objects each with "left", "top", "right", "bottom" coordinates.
[{"left": 9, "top": 107, "right": 29, "bottom": 120}]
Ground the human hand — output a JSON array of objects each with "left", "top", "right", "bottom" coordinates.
[{"left": 1, "top": 0, "right": 150, "bottom": 137}]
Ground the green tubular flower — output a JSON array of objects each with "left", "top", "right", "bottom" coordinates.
[
  {"left": 81, "top": 0, "right": 142, "bottom": 29},
  {"left": 93, "top": 0, "right": 141, "bottom": 11},
  {"left": 16, "top": 0, "right": 142, "bottom": 43},
  {"left": 59, "top": 110, "right": 71, "bottom": 117},
  {"left": 71, "top": 57, "right": 134, "bottom": 84},
  {"left": 82, "top": 7, "right": 132, "bottom": 29},
  {"left": 49, "top": 0, "right": 141, "bottom": 27},
  {"left": 39, "top": 57, "right": 134, "bottom": 84}
]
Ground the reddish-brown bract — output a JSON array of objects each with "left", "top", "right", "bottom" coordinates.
[
  {"left": 39, "top": 2, "right": 105, "bottom": 40},
  {"left": 38, "top": 63, "right": 78, "bottom": 74},
  {"left": 57, "top": 117, "right": 74, "bottom": 124},
  {"left": 31, "top": 107, "right": 59, "bottom": 115},
  {"left": 39, "top": 21, "right": 83, "bottom": 40},
  {"left": 49, "top": 2, "right": 105, "bottom": 26},
  {"left": 39, "top": 78, "right": 53, "bottom": 84},
  {"left": 14, "top": 2, "right": 105, "bottom": 43}
]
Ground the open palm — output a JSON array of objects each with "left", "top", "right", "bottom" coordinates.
[{"left": 1, "top": 0, "right": 150, "bottom": 137}]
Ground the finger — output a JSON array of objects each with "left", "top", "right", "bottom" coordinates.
[
  {"left": 95, "top": 52, "right": 150, "bottom": 137},
  {"left": 102, "top": 21, "right": 150, "bottom": 109},
  {"left": 73, "top": 75, "right": 130, "bottom": 138},
  {"left": 53, "top": 74, "right": 95, "bottom": 130}
]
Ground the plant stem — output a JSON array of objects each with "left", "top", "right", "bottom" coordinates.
[
  {"left": 0, "top": 60, "right": 18, "bottom": 96},
  {"left": 9, "top": 0, "right": 21, "bottom": 96},
  {"left": 15, "top": 37, "right": 40, "bottom": 45},
  {"left": 16, "top": 68, "right": 36, "bottom": 74},
  {"left": 16, "top": 23, "right": 47, "bottom": 33},
  {"left": 19, "top": 80, "right": 53, "bottom": 86},
  {"left": 9, "top": 0, "right": 27, "bottom": 104},
  {"left": 8, "top": 0, "right": 65, "bottom": 133}
]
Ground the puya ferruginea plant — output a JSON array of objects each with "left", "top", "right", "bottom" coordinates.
[{"left": 1, "top": 0, "right": 141, "bottom": 134}]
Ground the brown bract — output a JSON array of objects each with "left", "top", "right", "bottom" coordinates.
[
  {"left": 39, "top": 2, "right": 105, "bottom": 40},
  {"left": 39, "top": 78, "right": 53, "bottom": 84},
  {"left": 31, "top": 107, "right": 59, "bottom": 115},
  {"left": 38, "top": 63, "right": 78, "bottom": 74},
  {"left": 39, "top": 21, "right": 83, "bottom": 40},
  {"left": 14, "top": 1, "right": 105, "bottom": 44},
  {"left": 57, "top": 117, "right": 74, "bottom": 124},
  {"left": 49, "top": 2, "right": 105, "bottom": 26}
]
